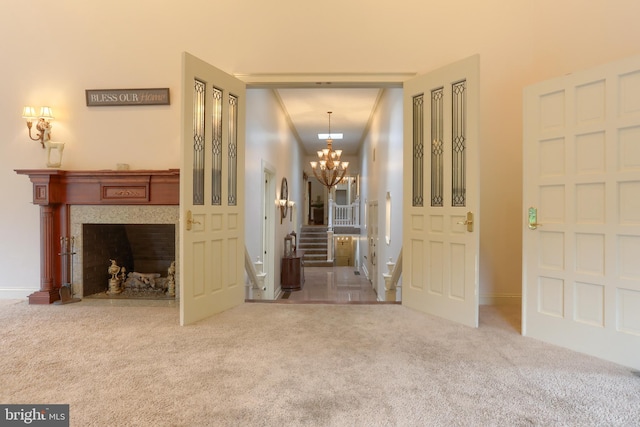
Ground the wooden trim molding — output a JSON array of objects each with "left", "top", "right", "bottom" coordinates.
[{"left": 15, "top": 169, "right": 179, "bottom": 304}]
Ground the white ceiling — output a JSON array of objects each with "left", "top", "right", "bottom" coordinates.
[{"left": 275, "top": 88, "right": 382, "bottom": 156}]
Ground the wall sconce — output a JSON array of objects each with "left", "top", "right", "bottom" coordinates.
[
  {"left": 22, "top": 106, "right": 54, "bottom": 148},
  {"left": 287, "top": 200, "right": 295, "bottom": 221},
  {"left": 277, "top": 199, "right": 288, "bottom": 224},
  {"left": 277, "top": 177, "right": 289, "bottom": 224}
]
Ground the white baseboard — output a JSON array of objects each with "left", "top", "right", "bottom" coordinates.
[
  {"left": 0, "top": 288, "right": 36, "bottom": 300},
  {"left": 480, "top": 293, "right": 522, "bottom": 306}
]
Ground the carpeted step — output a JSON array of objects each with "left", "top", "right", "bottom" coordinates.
[
  {"left": 300, "top": 248, "right": 327, "bottom": 255},
  {"left": 299, "top": 226, "right": 330, "bottom": 265},
  {"left": 298, "top": 241, "right": 327, "bottom": 248},
  {"left": 303, "top": 260, "right": 334, "bottom": 267}
]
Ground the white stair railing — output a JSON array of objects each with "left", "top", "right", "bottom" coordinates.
[
  {"left": 389, "top": 248, "right": 402, "bottom": 289},
  {"left": 383, "top": 248, "right": 402, "bottom": 302},
  {"left": 329, "top": 196, "right": 361, "bottom": 228},
  {"left": 244, "top": 246, "right": 266, "bottom": 299}
]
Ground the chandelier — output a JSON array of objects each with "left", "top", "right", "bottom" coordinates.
[{"left": 310, "top": 111, "right": 349, "bottom": 190}]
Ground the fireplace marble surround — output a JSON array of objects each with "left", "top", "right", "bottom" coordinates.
[
  {"left": 72, "top": 206, "right": 178, "bottom": 298},
  {"left": 15, "top": 169, "right": 179, "bottom": 304}
]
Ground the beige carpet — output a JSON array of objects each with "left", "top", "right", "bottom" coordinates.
[{"left": 0, "top": 299, "right": 638, "bottom": 426}]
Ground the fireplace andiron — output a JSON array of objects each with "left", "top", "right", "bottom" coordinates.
[{"left": 107, "top": 259, "right": 124, "bottom": 294}]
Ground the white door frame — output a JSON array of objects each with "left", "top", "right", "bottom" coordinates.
[
  {"left": 245, "top": 66, "right": 480, "bottom": 325},
  {"left": 262, "top": 160, "right": 276, "bottom": 299},
  {"left": 367, "top": 200, "right": 379, "bottom": 294}
]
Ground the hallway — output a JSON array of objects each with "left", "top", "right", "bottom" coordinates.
[{"left": 279, "top": 266, "right": 383, "bottom": 303}]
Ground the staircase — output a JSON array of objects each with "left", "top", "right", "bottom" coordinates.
[{"left": 298, "top": 225, "right": 333, "bottom": 267}]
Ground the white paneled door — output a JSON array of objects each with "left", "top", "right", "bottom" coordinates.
[
  {"left": 402, "top": 55, "right": 480, "bottom": 327},
  {"left": 180, "top": 52, "right": 246, "bottom": 326},
  {"left": 523, "top": 54, "right": 640, "bottom": 369}
]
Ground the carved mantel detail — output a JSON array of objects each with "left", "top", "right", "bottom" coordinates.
[{"left": 15, "top": 169, "right": 180, "bottom": 304}]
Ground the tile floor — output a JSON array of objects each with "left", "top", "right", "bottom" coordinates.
[{"left": 280, "top": 266, "right": 381, "bottom": 303}]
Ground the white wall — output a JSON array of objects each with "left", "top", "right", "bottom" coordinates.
[
  {"left": 1, "top": 4, "right": 181, "bottom": 298},
  {"left": 1, "top": 1, "right": 640, "bottom": 303},
  {"left": 358, "top": 88, "right": 404, "bottom": 297},
  {"left": 245, "top": 89, "right": 304, "bottom": 298}
]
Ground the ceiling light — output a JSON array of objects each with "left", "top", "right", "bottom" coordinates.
[{"left": 310, "top": 112, "right": 349, "bottom": 190}]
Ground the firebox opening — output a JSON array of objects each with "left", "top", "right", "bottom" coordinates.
[{"left": 82, "top": 223, "right": 176, "bottom": 299}]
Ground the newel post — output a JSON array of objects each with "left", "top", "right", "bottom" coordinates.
[{"left": 328, "top": 196, "right": 334, "bottom": 231}]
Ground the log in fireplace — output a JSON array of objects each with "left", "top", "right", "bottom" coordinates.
[{"left": 15, "top": 169, "right": 179, "bottom": 304}]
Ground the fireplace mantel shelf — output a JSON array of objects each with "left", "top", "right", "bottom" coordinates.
[
  {"left": 15, "top": 169, "right": 180, "bottom": 304},
  {"left": 15, "top": 169, "right": 180, "bottom": 206}
]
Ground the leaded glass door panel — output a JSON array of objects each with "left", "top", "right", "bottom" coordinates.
[
  {"left": 402, "top": 55, "right": 480, "bottom": 328},
  {"left": 180, "top": 52, "right": 245, "bottom": 326}
]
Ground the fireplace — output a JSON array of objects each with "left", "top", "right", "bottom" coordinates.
[
  {"left": 71, "top": 205, "right": 179, "bottom": 298},
  {"left": 15, "top": 169, "right": 180, "bottom": 304},
  {"left": 82, "top": 223, "right": 175, "bottom": 298}
]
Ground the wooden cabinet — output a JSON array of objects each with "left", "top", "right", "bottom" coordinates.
[
  {"left": 281, "top": 250, "right": 305, "bottom": 291},
  {"left": 313, "top": 207, "right": 324, "bottom": 224}
]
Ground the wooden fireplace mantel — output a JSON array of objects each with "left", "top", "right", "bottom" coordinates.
[{"left": 15, "top": 169, "right": 180, "bottom": 304}]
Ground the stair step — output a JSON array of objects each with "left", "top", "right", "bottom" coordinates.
[
  {"left": 299, "top": 242, "right": 327, "bottom": 247},
  {"left": 304, "top": 256, "right": 332, "bottom": 261},
  {"left": 298, "top": 248, "right": 327, "bottom": 256},
  {"left": 300, "top": 251, "right": 327, "bottom": 256},
  {"left": 299, "top": 226, "right": 329, "bottom": 264},
  {"left": 304, "top": 260, "right": 334, "bottom": 267},
  {"left": 304, "top": 253, "right": 329, "bottom": 259},
  {"left": 299, "top": 242, "right": 326, "bottom": 247}
]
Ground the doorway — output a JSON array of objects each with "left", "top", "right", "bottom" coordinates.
[{"left": 243, "top": 59, "right": 481, "bottom": 326}]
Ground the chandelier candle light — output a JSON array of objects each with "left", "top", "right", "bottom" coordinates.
[{"left": 310, "top": 111, "right": 349, "bottom": 190}]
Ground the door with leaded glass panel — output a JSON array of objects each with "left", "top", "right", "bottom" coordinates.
[
  {"left": 180, "top": 52, "right": 245, "bottom": 326},
  {"left": 402, "top": 55, "right": 480, "bottom": 328}
]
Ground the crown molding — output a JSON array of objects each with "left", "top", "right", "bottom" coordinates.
[{"left": 235, "top": 73, "right": 415, "bottom": 88}]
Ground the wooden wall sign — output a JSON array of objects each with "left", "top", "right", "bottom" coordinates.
[{"left": 86, "top": 88, "right": 170, "bottom": 106}]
